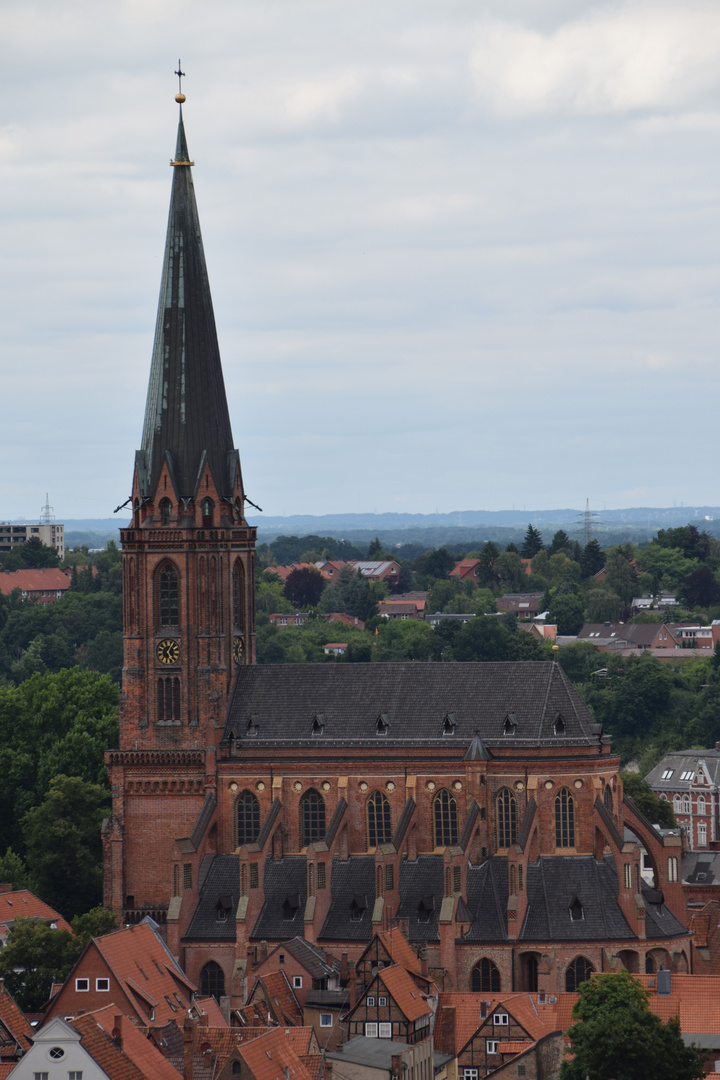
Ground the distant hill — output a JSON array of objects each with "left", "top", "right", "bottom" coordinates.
[{"left": 9, "top": 507, "right": 717, "bottom": 553}]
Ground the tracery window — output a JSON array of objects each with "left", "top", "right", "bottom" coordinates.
[
  {"left": 236, "top": 790, "right": 261, "bottom": 846},
  {"left": 604, "top": 784, "right": 613, "bottom": 814},
  {"left": 566, "top": 956, "right": 594, "bottom": 992},
  {"left": 367, "top": 791, "right": 392, "bottom": 847},
  {"left": 158, "top": 563, "right": 179, "bottom": 626},
  {"left": 300, "top": 789, "right": 326, "bottom": 846},
  {"left": 200, "top": 961, "right": 225, "bottom": 1001},
  {"left": 159, "top": 498, "right": 172, "bottom": 525},
  {"left": 433, "top": 789, "right": 458, "bottom": 847},
  {"left": 496, "top": 788, "right": 517, "bottom": 849},
  {"left": 202, "top": 498, "right": 214, "bottom": 527},
  {"left": 555, "top": 788, "right": 575, "bottom": 848},
  {"left": 471, "top": 958, "right": 501, "bottom": 993}
]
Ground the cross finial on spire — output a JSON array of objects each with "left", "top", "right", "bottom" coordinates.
[{"left": 174, "top": 60, "right": 185, "bottom": 95}]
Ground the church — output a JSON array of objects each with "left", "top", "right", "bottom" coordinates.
[{"left": 103, "top": 91, "right": 691, "bottom": 1008}]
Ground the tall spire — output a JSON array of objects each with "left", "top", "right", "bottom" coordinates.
[{"left": 138, "top": 88, "right": 237, "bottom": 501}]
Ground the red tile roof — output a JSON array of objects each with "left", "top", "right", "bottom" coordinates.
[
  {"left": 238, "top": 1027, "right": 315, "bottom": 1080},
  {"left": 378, "top": 966, "right": 432, "bottom": 1022},
  {"left": 0, "top": 981, "right": 33, "bottom": 1056},
  {"left": 0, "top": 889, "right": 71, "bottom": 933},
  {"left": 197, "top": 996, "right": 228, "bottom": 1026},
  {"left": 0, "top": 568, "right": 70, "bottom": 597},
  {"left": 71, "top": 1012, "right": 155, "bottom": 1080},
  {"left": 375, "top": 929, "right": 424, "bottom": 977},
  {"left": 252, "top": 971, "right": 303, "bottom": 1026},
  {"left": 498, "top": 1040, "right": 534, "bottom": 1054}
]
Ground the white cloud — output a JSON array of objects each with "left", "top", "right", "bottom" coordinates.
[{"left": 470, "top": 5, "right": 720, "bottom": 116}]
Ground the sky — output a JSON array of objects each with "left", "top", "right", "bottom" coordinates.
[{"left": 3, "top": 0, "right": 720, "bottom": 523}]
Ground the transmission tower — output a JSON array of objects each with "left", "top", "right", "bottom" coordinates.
[
  {"left": 40, "top": 493, "right": 55, "bottom": 525},
  {"left": 577, "top": 498, "right": 599, "bottom": 547}
]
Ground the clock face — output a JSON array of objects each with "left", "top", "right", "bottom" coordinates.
[
  {"left": 156, "top": 638, "right": 180, "bottom": 665},
  {"left": 233, "top": 637, "right": 244, "bottom": 664}
]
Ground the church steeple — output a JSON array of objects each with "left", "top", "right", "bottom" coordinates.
[
  {"left": 119, "top": 85, "right": 257, "bottom": 752},
  {"left": 137, "top": 97, "right": 238, "bottom": 503}
]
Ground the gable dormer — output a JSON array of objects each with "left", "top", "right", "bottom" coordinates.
[
  {"left": 503, "top": 713, "right": 517, "bottom": 737},
  {"left": 312, "top": 713, "right": 325, "bottom": 736},
  {"left": 442, "top": 713, "right": 456, "bottom": 736},
  {"left": 376, "top": 713, "right": 389, "bottom": 736}
]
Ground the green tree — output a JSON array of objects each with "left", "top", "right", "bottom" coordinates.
[
  {"left": 521, "top": 524, "right": 544, "bottom": 558},
  {"left": 71, "top": 906, "right": 118, "bottom": 945},
  {"left": 17, "top": 536, "right": 61, "bottom": 569},
  {"left": 0, "top": 917, "right": 83, "bottom": 1012},
  {"left": 548, "top": 529, "right": 572, "bottom": 556},
  {"left": 585, "top": 587, "right": 623, "bottom": 623},
  {"left": 283, "top": 566, "right": 326, "bottom": 609},
  {"left": 561, "top": 969, "right": 703, "bottom": 1080},
  {"left": 558, "top": 642, "right": 601, "bottom": 683},
  {"left": 604, "top": 545, "right": 638, "bottom": 605},
  {"left": 0, "top": 847, "right": 32, "bottom": 890},
  {"left": 621, "top": 771, "right": 676, "bottom": 828},
  {"left": 548, "top": 593, "right": 585, "bottom": 635},
  {"left": 494, "top": 552, "right": 527, "bottom": 592},
  {"left": 580, "top": 539, "right": 605, "bottom": 579},
  {"left": 22, "top": 775, "right": 110, "bottom": 919}
]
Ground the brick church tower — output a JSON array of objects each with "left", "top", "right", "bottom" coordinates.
[{"left": 104, "top": 92, "right": 255, "bottom": 915}]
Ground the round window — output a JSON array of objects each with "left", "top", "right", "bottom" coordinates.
[{"left": 49, "top": 1047, "right": 65, "bottom": 1060}]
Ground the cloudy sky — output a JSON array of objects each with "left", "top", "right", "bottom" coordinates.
[{"left": 3, "top": 0, "right": 720, "bottom": 522}]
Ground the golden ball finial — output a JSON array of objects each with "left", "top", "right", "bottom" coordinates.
[{"left": 175, "top": 93, "right": 186, "bottom": 104}]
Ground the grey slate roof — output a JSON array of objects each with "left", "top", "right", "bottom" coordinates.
[
  {"left": 521, "top": 857, "right": 634, "bottom": 942},
  {"left": 320, "top": 856, "right": 376, "bottom": 942},
  {"left": 137, "top": 109, "right": 239, "bottom": 500},
  {"left": 251, "top": 856, "right": 307, "bottom": 941},
  {"left": 396, "top": 856, "right": 444, "bottom": 943},
  {"left": 641, "top": 881, "right": 688, "bottom": 939},
  {"left": 272, "top": 936, "right": 340, "bottom": 978},
  {"left": 464, "top": 859, "right": 508, "bottom": 942},
  {"left": 224, "top": 662, "right": 603, "bottom": 748},
  {"left": 683, "top": 850, "right": 720, "bottom": 886},
  {"left": 646, "top": 748, "right": 720, "bottom": 792},
  {"left": 184, "top": 855, "right": 239, "bottom": 941}
]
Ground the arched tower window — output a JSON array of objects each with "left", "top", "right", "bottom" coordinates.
[
  {"left": 471, "top": 958, "right": 501, "bottom": 993},
  {"left": 300, "top": 789, "right": 326, "bottom": 846},
  {"left": 157, "top": 677, "right": 181, "bottom": 724},
  {"left": 158, "top": 563, "right": 179, "bottom": 627},
  {"left": 200, "top": 961, "right": 225, "bottom": 1001},
  {"left": 236, "top": 790, "right": 261, "bottom": 847},
  {"left": 433, "top": 790, "right": 458, "bottom": 848},
  {"left": 233, "top": 560, "right": 245, "bottom": 633},
  {"left": 555, "top": 788, "right": 575, "bottom": 848},
  {"left": 496, "top": 788, "right": 517, "bottom": 849},
  {"left": 367, "top": 791, "right": 392, "bottom": 848},
  {"left": 202, "top": 498, "right": 214, "bottom": 528},
  {"left": 159, "top": 498, "right": 172, "bottom": 525},
  {"left": 566, "top": 956, "right": 594, "bottom": 992},
  {"left": 604, "top": 783, "right": 613, "bottom": 814}
]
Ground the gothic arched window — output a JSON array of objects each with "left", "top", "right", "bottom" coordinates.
[
  {"left": 157, "top": 677, "right": 180, "bottom": 724},
  {"left": 367, "top": 792, "right": 392, "bottom": 848},
  {"left": 604, "top": 783, "right": 613, "bottom": 814},
  {"left": 566, "top": 956, "right": 594, "bottom": 992},
  {"left": 200, "top": 961, "right": 225, "bottom": 1001},
  {"left": 496, "top": 788, "right": 517, "bottom": 849},
  {"left": 555, "top": 788, "right": 575, "bottom": 848},
  {"left": 471, "top": 958, "right": 501, "bottom": 993},
  {"left": 233, "top": 560, "right": 245, "bottom": 633},
  {"left": 300, "top": 789, "right": 326, "bottom": 846},
  {"left": 158, "top": 563, "right": 179, "bottom": 627},
  {"left": 159, "top": 498, "right": 172, "bottom": 525},
  {"left": 433, "top": 790, "right": 458, "bottom": 848},
  {"left": 236, "top": 791, "right": 261, "bottom": 847}
]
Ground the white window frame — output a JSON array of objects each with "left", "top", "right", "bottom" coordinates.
[
  {"left": 320, "top": 1013, "right": 333, "bottom": 1028},
  {"left": 493, "top": 1013, "right": 509, "bottom": 1026},
  {"left": 293, "top": 976, "right": 303, "bottom": 989},
  {"left": 379, "top": 1022, "right": 392, "bottom": 1038},
  {"left": 365, "top": 1022, "right": 378, "bottom": 1037},
  {"left": 464, "top": 1071, "right": 479, "bottom": 1080},
  {"left": 378, "top": 995, "right": 388, "bottom": 1006},
  {"left": 75, "top": 978, "right": 90, "bottom": 992},
  {"left": 96, "top": 978, "right": 110, "bottom": 991},
  {"left": 367, "top": 996, "right": 375, "bottom": 1006},
  {"left": 661, "top": 769, "right": 674, "bottom": 780},
  {"left": 699, "top": 823, "right": 707, "bottom": 846},
  {"left": 486, "top": 1040, "right": 499, "bottom": 1054}
]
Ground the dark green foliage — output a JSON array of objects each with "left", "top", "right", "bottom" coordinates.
[
  {"left": 547, "top": 592, "right": 585, "bottom": 635},
  {"left": 22, "top": 775, "right": 110, "bottom": 919},
  {"left": 580, "top": 539, "right": 605, "bottom": 579},
  {"left": 548, "top": 529, "right": 572, "bottom": 556},
  {"left": 558, "top": 641, "right": 602, "bottom": 683},
  {"left": 621, "top": 771, "right": 676, "bottom": 828},
  {"left": 283, "top": 566, "right": 326, "bottom": 609},
  {"left": 521, "top": 524, "right": 544, "bottom": 558},
  {"left": 71, "top": 905, "right": 118, "bottom": 944},
  {"left": 682, "top": 566, "right": 720, "bottom": 608},
  {"left": 0, "top": 537, "right": 60, "bottom": 571},
  {"left": 258, "top": 535, "right": 363, "bottom": 565},
  {"left": 0, "top": 917, "right": 83, "bottom": 1012},
  {"left": 411, "top": 547, "right": 455, "bottom": 585},
  {"left": 0, "top": 669, "right": 118, "bottom": 856},
  {"left": 562, "top": 970, "right": 703, "bottom": 1080}
]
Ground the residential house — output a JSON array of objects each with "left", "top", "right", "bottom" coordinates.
[
  {"left": 0, "top": 568, "right": 70, "bottom": 605},
  {"left": 227, "top": 1025, "right": 316, "bottom": 1080},
  {"left": 646, "top": 749, "right": 720, "bottom": 852},
  {"left": 327, "top": 1035, "right": 443, "bottom": 1080},
  {"left": 449, "top": 561, "right": 481, "bottom": 583},
  {"left": 0, "top": 520, "right": 64, "bottom": 560},
  {"left": 43, "top": 918, "right": 196, "bottom": 1026},
  {"left": 323, "top": 643, "right": 348, "bottom": 657},
  {"left": 0, "top": 885, "right": 71, "bottom": 948},
  {"left": 244, "top": 970, "right": 303, "bottom": 1027},
  {"left": 343, "top": 964, "right": 433, "bottom": 1044},
  {"left": 495, "top": 594, "right": 543, "bottom": 620},
  {"left": 379, "top": 594, "right": 427, "bottom": 621}
]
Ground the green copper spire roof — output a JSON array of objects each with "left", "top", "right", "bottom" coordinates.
[{"left": 138, "top": 101, "right": 236, "bottom": 501}]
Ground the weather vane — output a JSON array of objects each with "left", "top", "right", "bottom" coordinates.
[{"left": 174, "top": 60, "right": 185, "bottom": 96}]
